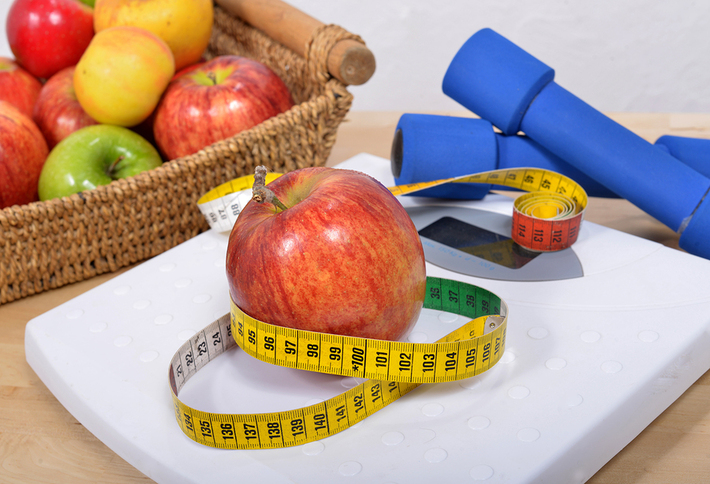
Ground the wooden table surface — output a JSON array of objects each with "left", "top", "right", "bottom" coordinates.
[{"left": 2, "top": 111, "right": 710, "bottom": 483}]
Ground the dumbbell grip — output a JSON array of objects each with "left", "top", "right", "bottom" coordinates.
[{"left": 519, "top": 81, "right": 709, "bottom": 232}]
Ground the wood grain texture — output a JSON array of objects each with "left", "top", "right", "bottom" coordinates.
[
  {"left": 215, "top": 0, "right": 376, "bottom": 85},
  {"left": 1, "top": 112, "right": 709, "bottom": 483}
]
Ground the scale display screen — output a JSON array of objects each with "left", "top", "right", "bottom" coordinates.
[
  {"left": 406, "top": 205, "right": 582, "bottom": 281},
  {"left": 418, "top": 216, "right": 541, "bottom": 270}
]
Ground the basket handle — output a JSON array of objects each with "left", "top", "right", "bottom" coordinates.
[{"left": 214, "top": 0, "right": 375, "bottom": 85}]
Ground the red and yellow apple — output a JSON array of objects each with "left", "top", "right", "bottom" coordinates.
[
  {"left": 73, "top": 26, "right": 175, "bottom": 127},
  {"left": 153, "top": 55, "right": 294, "bottom": 160},
  {"left": 6, "top": 0, "right": 94, "bottom": 80},
  {"left": 226, "top": 167, "right": 427, "bottom": 341},
  {"left": 93, "top": 0, "right": 213, "bottom": 71},
  {"left": 33, "top": 66, "right": 98, "bottom": 149},
  {"left": 0, "top": 57, "right": 42, "bottom": 118},
  {"left": 0, "top": 101, "right": 49, "bottom": 208}
]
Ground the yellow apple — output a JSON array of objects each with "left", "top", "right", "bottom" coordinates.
[
  {"left": 74, "top": 26, "right": 175, "bottom": 127},
  {"left": 94, "top": 0, "right": 214, "bottom": 71}
]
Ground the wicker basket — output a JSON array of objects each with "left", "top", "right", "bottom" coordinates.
[{"left": 0, "top": 5, "right": 359, "bottom": 305}]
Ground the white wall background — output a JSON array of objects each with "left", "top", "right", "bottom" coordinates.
[{"left": 2, "top": 0, "right": 709, "bottom": 113}]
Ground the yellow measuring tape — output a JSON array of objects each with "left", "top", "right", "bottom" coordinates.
[
  {"left": 198, "top": 167, "right": 587, "bottom": 251},
  {"left": 170, "top": 277, "right": 507, "bottom": 449},
  {"left": 174, "top": 167, "right": 586, "bottom": 449}
]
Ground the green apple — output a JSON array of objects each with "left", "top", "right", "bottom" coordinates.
[{"left": 38, "top": 124, "right": 163, "bottom": 201}]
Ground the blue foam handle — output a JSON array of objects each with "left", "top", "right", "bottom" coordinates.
[
  {"left": 442, "top": 28, "right": 710, "bottom": 259},
  {"left": 391, "top": 114, "right": 495, "bottom": 199},
  {"left": 655, "top": 135, "right": 710, "bottom": 179},
  {"left": 392, "top": 113, "right": 619, "bottom": 198}
]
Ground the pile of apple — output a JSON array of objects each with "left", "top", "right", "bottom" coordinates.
[{"left": 0, "top": 0, "right": 294, "bottom": 209}]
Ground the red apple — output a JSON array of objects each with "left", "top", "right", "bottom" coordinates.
[
  {"left": 32, "top": 66, "right": 98, "bottom": 149},
  {"left": 0, "top": 101, "right": 49, "bottom": 208},
  {"left": 6, "top": 0, "right": 94, "bottom": 79},
  {"left": 226, "top": 166, "right": 427, "bottom": 341},
  {"left": 0, "top": 57, "right": 42, "bottom": 118},
  {"left": 126, "top": 60, "right": 208, "bottom": 148},
  {"left": 153, "top": 55, "right": 295, "bottom": 160}
]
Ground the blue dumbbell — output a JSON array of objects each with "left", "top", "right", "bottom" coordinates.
[
  {"left": 392, "top": 114, "right": 708, "bottom": 200},
  {"left": 391, "top": 113, "right": 618, "bottom": 198},
  {"left": 655, "top": 135, "right": 710, "bottom": 179},
  {"left": 441, "top": 28, "right": 710, "bottom": 259}
]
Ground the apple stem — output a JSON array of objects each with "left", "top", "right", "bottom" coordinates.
[
  {"left": 107, "top": 155, "right": 125, "bottom": 177},
  {"left": 206, "top": 71, "right": 217, "bottom": 85},
  {"left": 252, "top": 165, "right": 288, "bottom": 212}
]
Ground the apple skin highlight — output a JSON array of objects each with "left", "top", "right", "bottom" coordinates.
[{"left": 226, "top": 167, "right": 427, "bottom": 341}]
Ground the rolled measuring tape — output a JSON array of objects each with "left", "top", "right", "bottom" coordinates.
[
  {"left": 387, "top": 168, "right": 588, "bottom": 252},
  {"left": 174, "top": 167, "right": 586, "bottom": 450}
]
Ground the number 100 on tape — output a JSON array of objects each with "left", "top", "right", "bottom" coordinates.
[{"left": 169, "top": 277, "right": 508, "bottom": 449}]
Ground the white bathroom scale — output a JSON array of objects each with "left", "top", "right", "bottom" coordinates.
[{"left": 25, "top": 153, "right": 710, "bottom": 483}]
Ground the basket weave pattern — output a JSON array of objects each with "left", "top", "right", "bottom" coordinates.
[{"left": 0, "top": 6, "right": 356, "bottom": 304}]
